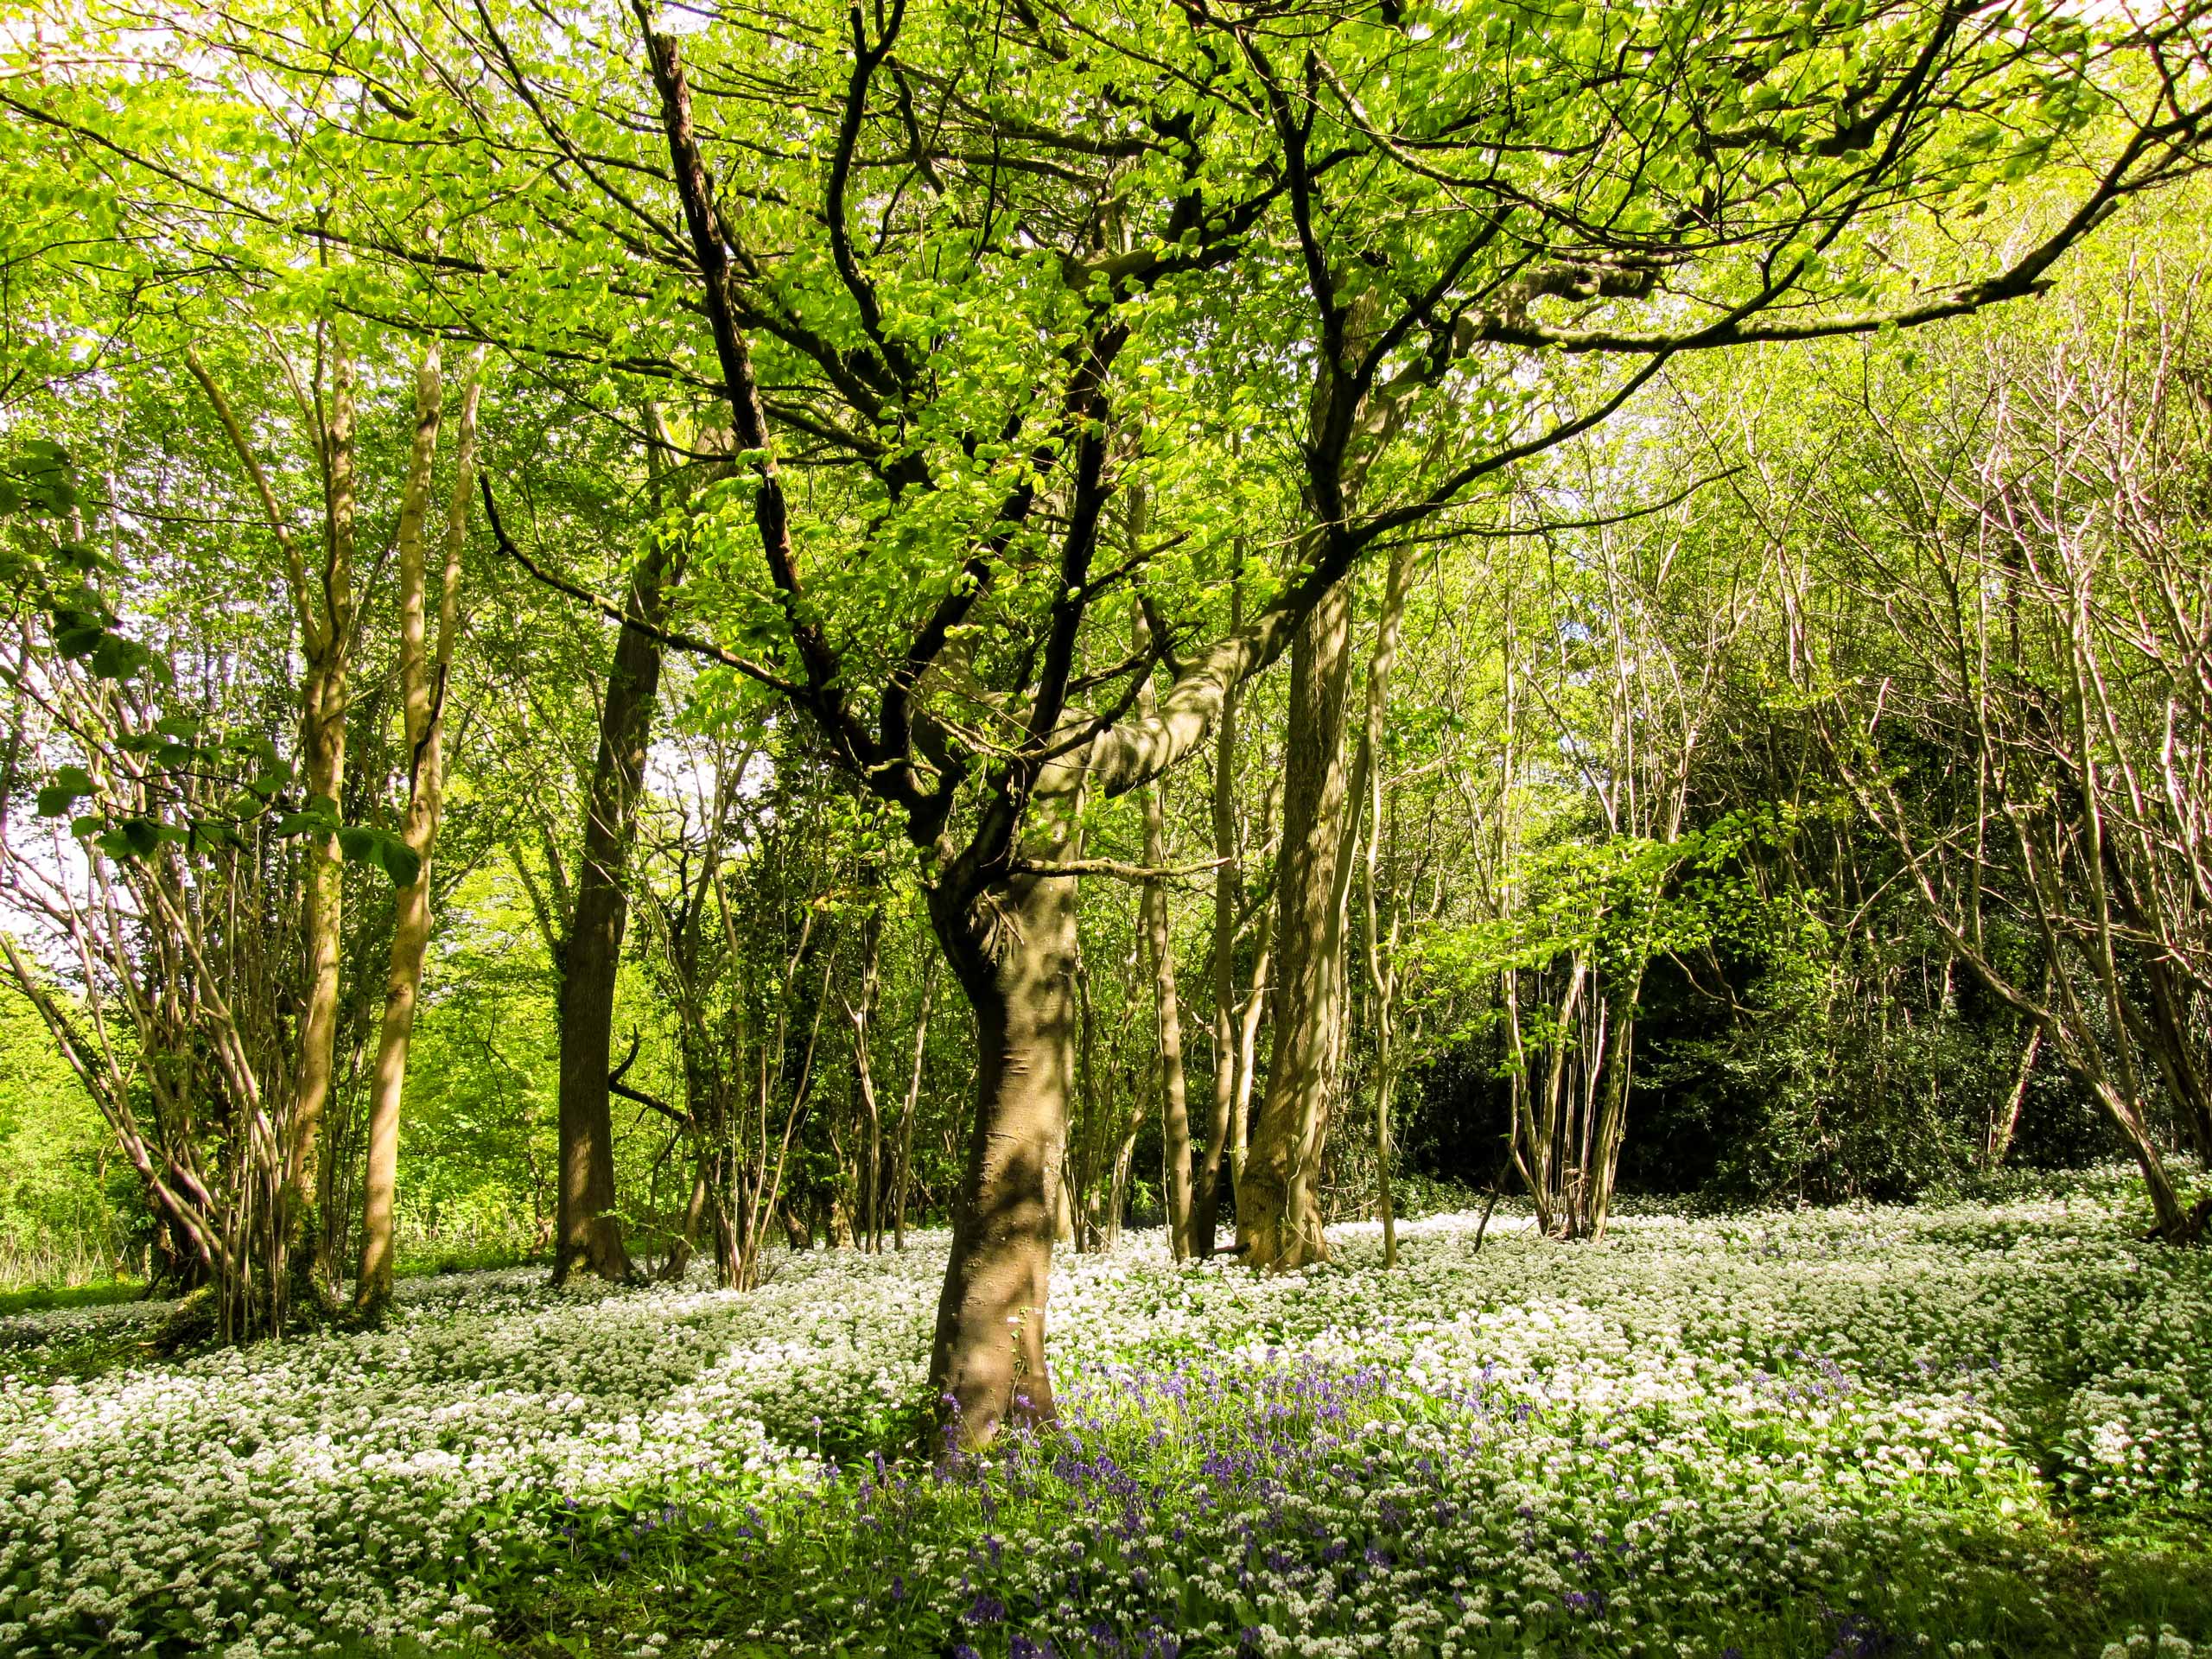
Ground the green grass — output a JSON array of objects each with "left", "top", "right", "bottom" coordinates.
[
  {"left": 397, "top": 1243, "right": 549, "bottom": 1279},
  {"left": 0, "top": 1243, "right": 544, "bottom": 1316},
  {"left": 0, "top": 1277, "right": 146, "bottom": 1318},
  {"left": 0, "top": 1236, "right": 544, "bottom": 1306}
]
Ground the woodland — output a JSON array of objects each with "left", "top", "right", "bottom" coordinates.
[{"left": 3, "top": 0, "right": 2212, "bottom": 1653}]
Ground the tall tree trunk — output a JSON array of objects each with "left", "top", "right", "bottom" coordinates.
[
  {"left": 1107, "top": 1075, "right": 1142, "bottom": 1249},
  {"left": 1195, "top": 566, "right": 1243, "bottom": 1258},
  {"left": 1239, "top": 576, "right": 1353, "bottom": 1271},
  {"left": 1069, "top": 936, "right": 1099, "bottom": 1249},
  {"left": 1354, "top": 543, "right": 1415, "bottom": 1265},
  {"left": 1229, "top": 331, "right": 1418, "bottom": 1272},
  {"left": 554, "top": 523, "right": 681, "bottom": 1285},
  {"left": 355, "top": 346, "right": 443, "bottom": 1307},
  {"left": 294, "top": 337, "right": 358, "bottom": 1294},
  {"left": 2139, "top": 956, "right": 2212, "bottom": 1163},
  {"left": 669, "top": 1166, "right": 709, "bottom": 1281},
  {"left": 1219, "top": 896, "right": 1274, "bottom": 1220},
  {"left": 1586, "top": 976, "right": 1639, "bottom": 1241},
  {"left": 358, "top": 348, "right": 482, "bottom": 1313},
  {"left": 2055, "top": 601, "right": 2190, "bottom": 1236},
  {"left": 925, "top": 798, "right": 1079, "bottom": 1448},
  {"left": 1366, "top": 813, "right": 1398, "bottom": 1271},
  {"left": 1137, "top": 631, "right": 1194, "bottom": 1260},
  {"left": 844, "top": 898, "right": 884, "bottom": 1252},
  {"left": 1535, "top": 957, "right": 1588, "bottom": 1234},
  {"left": 1203, "top": 654, "right": 1238, "bottom": 1256}
]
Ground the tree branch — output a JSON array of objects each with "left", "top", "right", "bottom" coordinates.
[{"left": 478, "top": 475, "right": 802, "bottom": 696}]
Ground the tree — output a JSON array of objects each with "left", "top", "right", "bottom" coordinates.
[
  {"left": 358, "top": 346, "right": 485, "bottom": 1313},
  {"left": 188, "top": 333, "right": 365, "bottom": 1295},
  {"left": 1, "top": 410, "right": 423, "bottom": 1333}
]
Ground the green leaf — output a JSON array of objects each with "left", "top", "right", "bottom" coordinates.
[
  {"left": 53, "top": 624, "right": 105, "bottom": 659},
  {"left": 90, "top": 633, "right": 163, "bottom": 683},
  {"left": 338, "top": 823, "right": 423, "bottom": 887},
  {"left": 35, "top": 766, "right": 95, "bottom": 817},
  {"left": 97, "top": 817, "right": 163, "bottom": 860},
  {"left": 274, "top": 794, "right": 341, "bottom": 839}
]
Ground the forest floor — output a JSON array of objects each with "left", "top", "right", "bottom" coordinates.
[{"left": 3, "top": 1171, "right": 2208, "bottom": 1659}]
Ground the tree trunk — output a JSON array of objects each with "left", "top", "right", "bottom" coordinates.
[
  {"left": 1354, "top": 541, "right": 1415, "bottom": 1266},
  {"left": 2053, "top": 604, "right": 2192, "bottom": 1237},
  {"left": 1586, "top": 980, "right": 1638, "bottom": 1241},
  {"left": 1139, "top": 695, "right": 1193, "bottom": 1261},
  {"left": 1986, "top": 1022, "right": 2042, "bottom": 1171},
  {"left": 181, "top": 340, "right": 357, "bottom": 1304},
  {"left": 356, "top": 347, "right": 444, "bottom": 1308},
  {"left": 1239, "top": 576, "right": 1353, "bottom": 1271},
  {"left": 1107, "top": 1085, "right": 1141, "bottom": 1249},
  {"left": 554, "top": 532, "right": 681, "bottom": 1285},
  {"left": 2139, "top": 956, "right": 2212, "bottom": 1164},
  {"left": 292, "top": 337, "right": 358, "bottom": 1294},
  {"left": 1069, "top": 938, "right": 1099, "bottom": 1249},
  {"left": 2084, "top": 1066, "right": 2189, "bottom": 1234},
  {"left": 1195, "top": 568, "right": 1243, "bottom": 1258},
  {"left": 359, "top": 349, "right": 482, "bottom": 1313},
  {"left": 925, "top": 801, "right": 1078, "bottom": 1448},
  {"left": 844, "top": 901, "right": 884, "bottom": 1252},
  {"left": 1366, "top": 798, "right": 1401, "bottom": 1268},
  {"left": 1230, "top": 902, "right": 1274, "bottom": 1202},
  {"left": 1228, "top": 335, "right": 1417, "bottom": 1272}
]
